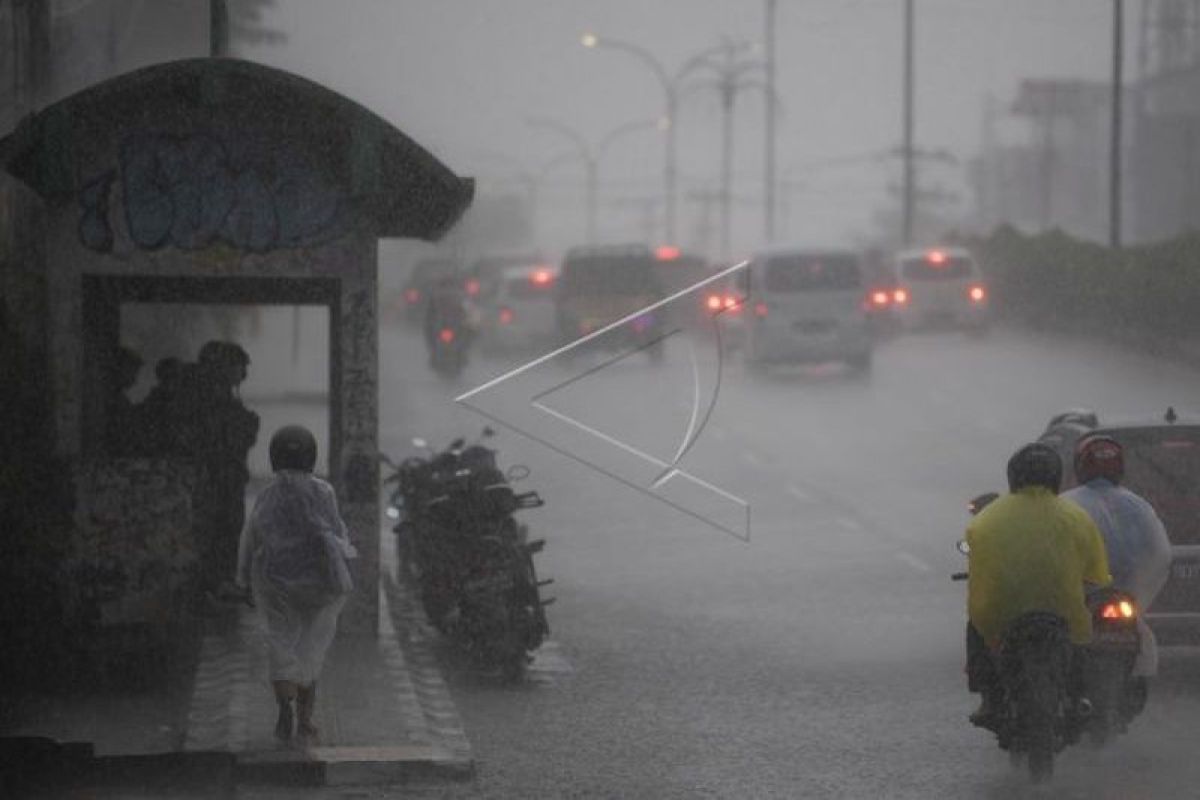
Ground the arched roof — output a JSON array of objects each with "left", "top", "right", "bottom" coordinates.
[{"left": 0, "top": 58, "right": 473, "bottom": 242}]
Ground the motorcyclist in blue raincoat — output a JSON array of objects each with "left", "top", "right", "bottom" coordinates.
[{"left": 1061, "top": 435, "right": 1172, "bottom": 678}]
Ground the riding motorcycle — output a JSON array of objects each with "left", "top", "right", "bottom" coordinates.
[
  {"left": 382, "top": 428, "right": 552, "bottom": 679},
  {"left": 1081, "top": 586, "right": 1144, "bottom": 744},
  {"left": 960, "top": 494, "right": 1148, "bottom": 748},
  {"left": 423, "top": 286, "right": 476, "bottom": 379},
  {"left": 955, "top": 492, "right": 1087, "bottom": 783}
]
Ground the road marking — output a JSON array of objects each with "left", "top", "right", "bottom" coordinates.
[
  {"left": 785, "top": 485, "right": 811, "bottom": 502},
  {"left": 895, "top": 551, "right": 933, "bottom": 572},
  {"left": 835, "top": 516, "right": 862, "bottom": 532}
]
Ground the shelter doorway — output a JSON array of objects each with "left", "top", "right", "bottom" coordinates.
[{"left": 82, "top": 275, "right": 341, "bottom": 470}]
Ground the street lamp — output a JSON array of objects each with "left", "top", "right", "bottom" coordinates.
[
  {"left": 683, "top": 39, "right": 767, "bottom": 259},
  {"left": 581, "top": 33, "right": 727, "bottom": 244},
  {"left": 527, "top": 116, "right": 663, "bottom": 243}
]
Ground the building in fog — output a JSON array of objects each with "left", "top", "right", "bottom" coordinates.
[{"left": 972, "top": 0, "right": 1200, "bottom": 245}]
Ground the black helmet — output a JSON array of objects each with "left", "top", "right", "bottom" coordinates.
[
  {"left": 1007, "top": 442, "right": 1063, "bottom": 493},
  {"left": 269, "top": 425, "right": 317, "bottom": 472}
]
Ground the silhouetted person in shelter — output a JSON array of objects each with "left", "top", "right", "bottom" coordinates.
[
  {"left": 104, "top": 346, "right": 144, "bottom": 456},
  {"left": 139, "top": 357, "right": 185, "bottom": 456},
  {"left": 191, "top": 341, "right": 260, "bottom": 594}
]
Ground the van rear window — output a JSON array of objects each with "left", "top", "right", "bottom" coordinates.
[
  {"left": 901, "top": 256, "right": 975, "bottom": 281},
  {"left": 765, "top": 255, "right": 860, "bottom": 292},
  {"left": 1116, "top": 428, "right": 1200, "bottom": 545},
  {"left": 560, "top": 256, "right": 661, "bottom": 297}
]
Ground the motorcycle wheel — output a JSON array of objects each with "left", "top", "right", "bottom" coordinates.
[{"left": 1024, "top": 677, "right": 1057, "bottom": 784}]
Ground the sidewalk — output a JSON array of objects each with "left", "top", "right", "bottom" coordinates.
[
  {"left": 1, "top": 570, "right": 473, "bottom": 793},
  {"left": 183, "top": 572, "right": 472, "bottom": 787}
]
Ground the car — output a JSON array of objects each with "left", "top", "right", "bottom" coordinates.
[
  {"left": 396, "top": 257, "right": 458, "bottom": 324},
  {"left": 463, "top": 252, "right": 548, "bottom": 301},
  {"left": 889, "top": 246, "right": 989, "bottom": 332},
  {"left": 1038, "top": 406, "right": 1200, "bottom": 644},
  {"left": 698, "top": 276, "right": 746, "bottom": 353},
  {"left": 555, "top": 243, "right": 667, "bottom": 362},
  {"left": 738, "top": 246, "right": 873, "bottom": 373},
  {"left": 475, "top": 264, "right": 560, "bottom": 354}
]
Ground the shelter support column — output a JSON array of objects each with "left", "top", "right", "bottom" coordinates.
[{"left": 333, "top": 236, "right": 381, "bottom": 636}]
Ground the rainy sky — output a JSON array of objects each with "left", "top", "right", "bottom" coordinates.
[{"left": 237, "top": 1, "right": 1124, "bottom": 252}]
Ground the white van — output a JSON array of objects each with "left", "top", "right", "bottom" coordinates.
[
  {"left": 890, "top": 246, "right": 989, "bottom": 331},
  {"left": 739, "top": 247, "right": 873, "bottom": 372},
  {"left": 476, "top": 264, "right": 560, "bottom": 353}
]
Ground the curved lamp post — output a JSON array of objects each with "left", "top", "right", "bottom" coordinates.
[
  {"left": 527, "top": 116, "right": 664, "bottom": 243},
  {"left": 581, "top": 33, "right": 727, "bottom": 244}
]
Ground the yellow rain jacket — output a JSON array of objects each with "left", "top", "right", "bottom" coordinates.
[{"left": 966, "top": 487, "right": 1111, "bottom": 646}]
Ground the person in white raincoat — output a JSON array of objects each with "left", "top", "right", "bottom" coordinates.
[
  {"left": 235, "top": 425, "right": 357, "bottom": 743},
  {"left": 1061, "top": 435, "right": 1172, "bottom": 682}
]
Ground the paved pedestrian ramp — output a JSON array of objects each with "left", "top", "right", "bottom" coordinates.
[{"left": 183, "top": 579, "right": 472, "bottom": 786}]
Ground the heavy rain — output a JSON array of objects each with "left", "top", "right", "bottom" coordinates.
[{"left": 2, "top": 1, "right": 1200, "bottom": 798}]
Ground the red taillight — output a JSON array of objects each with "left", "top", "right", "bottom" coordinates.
[
  {"left": 404, "top": 288, "right": 420, "bottom": 304},
  {"left": 754, "top": 302, "right": 769, "bottom": 318},
  {"left": 438, "top": 328, "right": 456, "bottom": 343},
  {"left": 724, "top": 295, "right": 741, "bottom": 313},
  {"left": 465, "top": 278, "right": 481, "bottom": 296},
  {"left": 655, "top": 245, "right": 682, "bottom": 261},
  {"left": 893, "top": 288, "right": 909, "bottom": 305},
  {"left": 927, "top": 249, "right": 947, "bottom": 265},
  {"left": 706, "top": 294, "right": 722, "bottom": 311},
  {"left": 531, "top": 269, "right": 553, "bottom": 286},
  {"left": 498, "top": 307, "right": 514, "bottom": 324},
  {"left": 1100, "top": 600, "right": 1136, "bottom": 620},
  {"left": 870, "top": 290, "right": 890, "bottom": 307},
  {"left": 968, "top": 285, "right": 987, "bottom": 303}
]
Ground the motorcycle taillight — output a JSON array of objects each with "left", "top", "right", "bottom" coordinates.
[{"left": 1099, "top": 600, "right": 1136, "bottom": 620}]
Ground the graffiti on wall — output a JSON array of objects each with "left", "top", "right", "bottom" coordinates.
[{"left": 80, "top": 133, "right": 352, "bottom": 254}]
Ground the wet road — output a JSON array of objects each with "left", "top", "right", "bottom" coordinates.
[{"left": 266, "top": 323, "right": 1200, "bottom": 799}]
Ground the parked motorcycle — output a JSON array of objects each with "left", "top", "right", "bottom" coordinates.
[{"left": 382, "top": 428, "right": 552, "bottom": 679}]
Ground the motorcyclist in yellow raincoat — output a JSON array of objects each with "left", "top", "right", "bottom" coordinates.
[{"left": 965, "top": 442, "right": 1111, "bottom": 723}]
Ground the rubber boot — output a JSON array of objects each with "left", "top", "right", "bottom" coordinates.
[
  {"left": 296, "top": 682, "right": 319, "bottom": 742},
  {"left": 273, "top": 680, "right": 297, "bottom": 742}
]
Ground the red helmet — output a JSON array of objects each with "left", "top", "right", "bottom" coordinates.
[{"left": 1074, "top": 435, "right": 1124, "bottom": 485}]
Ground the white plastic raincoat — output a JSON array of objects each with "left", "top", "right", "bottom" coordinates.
[
  {"left": 236, "top": 470, "right": 357, "bottom": 684},
  {"left": 1062, "top": 478, "right": 1172, "bottom": 676}
]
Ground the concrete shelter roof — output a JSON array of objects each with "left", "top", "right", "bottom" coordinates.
[{"left": 0, "top": 57, "right": 473, "bottom": 243}]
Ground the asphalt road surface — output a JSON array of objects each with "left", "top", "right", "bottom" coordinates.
[{"left": 260, "top": 322, "right": 1200, "bottom": 799}]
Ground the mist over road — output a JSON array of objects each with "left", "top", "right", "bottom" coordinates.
[{"left": 360, "top": 325, "right": 1200, "bottom": 799}]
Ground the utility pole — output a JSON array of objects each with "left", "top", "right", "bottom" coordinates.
[
  {"left": 765, "top": 0, "right": 778, "bottom": 242},
  {"left": 210, "top": 0, "right": 230, "bottom": 57},
  {"left": 1110, "top": 0, "right": 1124, "bottom": 248},
  {"left": 902, "top": 0, "right": 916, "bottom": 246}
]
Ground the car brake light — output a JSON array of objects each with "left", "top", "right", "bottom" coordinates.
[
  {"left": 893, "top": 288, "right": 909, "bottom": 305},
  {"left": 531, "top": 269, "right": 554, "bottom": 286},
  {"left": 706, "top": 294, "right": 722, "bottom": 311},
  {"left": 655, "top": 245, "right": 682, "bottom": 261},
  {"left": 404, "top": 288, "right": 420, "bottom": 304},
  {"left": 870, "top": 290, "right": 890, "bottom": 307},
  {"left": 927, "top": 249, "right": 947, "bottom": 264},
  {"left": 724, "top": 295, "right": 741, "bottom": 312},
  {"left": 1100, "top": 600, "right": 1136, "bottom": 619},
  {"left": 968, "top": 285, "right": 986, "bottom": 303},
  {"left": 499, "top": 307, "right": 514, "bottom": 324},
  {"left": 465, "top": 278, "right": 481, "bottom": 296},
  {"left": 754, "top": 302, "right": 769, "bottom": 318},
  {"left": 438, "top": 328, "right": 456, "bottom": 343}
]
